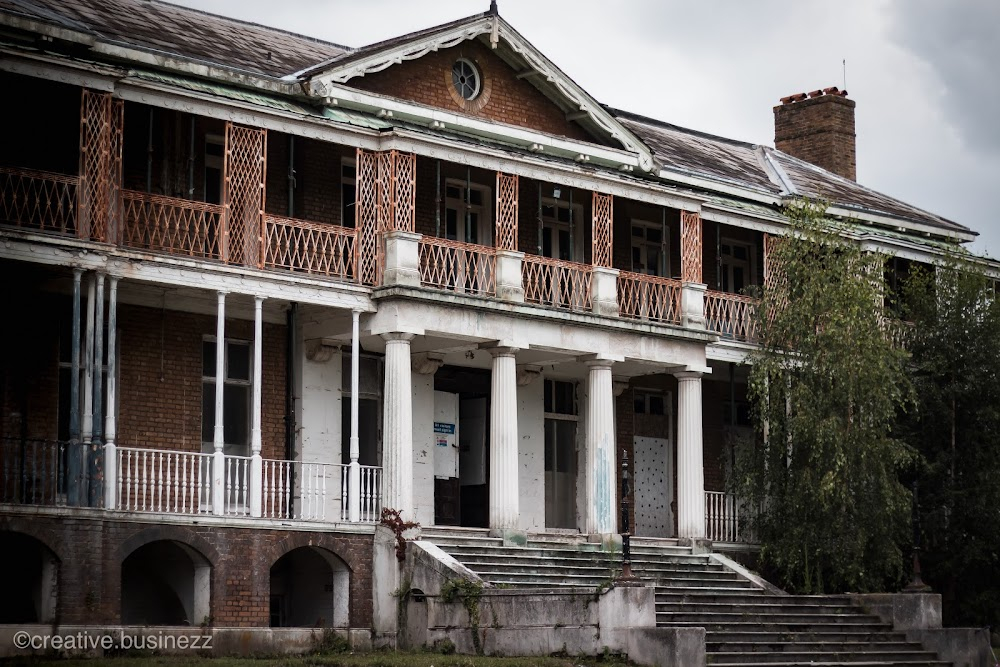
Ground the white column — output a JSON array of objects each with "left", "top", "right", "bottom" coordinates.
[
  {"left": 68, "top": 269, "right": 83, "bottom": 507},
  {"left": 349, "top": 310, "right": 361, "bottom": 522},
  {"left": 488, "top": 347, "right": 519, "bottom": 533},
  {"left": 585, "top": 360, "right": 617, "bottom": 535},
  {"left": 103, "top": 276, "right": 119, "bottom": 510},
  {"left": 675, "top": 371, "right": 705, "bottom": 539},
  {"left": 82, "top": 276, "right": 95, "bottom": 446},
  {"left": 249, "top": 296, "right": 264, "bottom": 517},
  {"left": 90, "top": 273, "right": 105, "bottom": 507},
  {"left": 212, "top": 291, "right": 226, "bottom": 515},
  {"left": 382, "top": 332, "right": 414, "bottom": 516}
]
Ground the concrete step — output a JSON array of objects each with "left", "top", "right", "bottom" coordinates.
[
  {"left": 659, "top": 611, "right": 888, "bottom": 625},
  {"left": 707, "top": 660, "right": 950, "bottom": 667},
  {"left": 706, "top": 631, "right": 909, "bottom": 644},
  {"left": 708, "top": 641, "right": 929, "bottom": 653},
  {"left": 657, "top": 593, "right": 853, "bottom": 605},
  {"left": 657, "top": 601, "right": 868, "bottom": 615}
]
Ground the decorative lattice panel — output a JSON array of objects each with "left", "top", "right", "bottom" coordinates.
[
  {"left": 377, "top": 150, "right": 416, "bottom": 233},
  {"left": 705, "top": 291, "right": 760, "bottom": 343},
  {"left": 763, "top": 233, "right": 788, "bottom": 312},
  {"left": 418, "top": 237, "right": 496, "bottom": 296},
  {"left": 495, "top": 172, "right": 518, "bottom": 251},
  {"left": 680, "top": 211, "right": 702, "bottom": 283},
  {"left": 0, "top": 167, "right": 78, "bottom": 235},
  {"left": 78, "top": 90, "right": 121, "bottom": 242},
  {"left": 618, "top": 271, "right": 682, "bottom": 324},
  {"left": 121, "top": 190, "right": 223, "bottom": 259},
  {"left": 591, "top": 192, "right": 613, "bottom": 267},
  {"left": 108, "top": 99, "right": 124, "bottom": 244},
  {"left": 263, "top": 213, "right": 356, "bottom": 280},
  {"left": 355, "top": 148, "right": 381, "bottom": 285},
  {"left": 223, "top": 123, "right": 267, "bottom": 267}
]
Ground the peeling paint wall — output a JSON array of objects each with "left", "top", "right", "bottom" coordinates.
[
  {"left": 299, "top": 348, "right": 342, "bottom": 465},
  {"left": 517, "top": 378, "right": 544, "bottom": 531},
  {"left": 411, "top": 375, "right": 436, "bottom": 527}
]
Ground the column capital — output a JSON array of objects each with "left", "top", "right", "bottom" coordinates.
[
  {"left": 411, "top": 352, "right": 444, "bottom": 375},
  {"left": 673, "top": 370, "right": 704, "bottom": 381},
  {"left": 381, "top": 332, "right": 415, "bottom": 343}
]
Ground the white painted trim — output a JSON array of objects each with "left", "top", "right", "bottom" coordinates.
[
  {"left": 825, "top": 205, "right": 975, "bottom": 244},
  {"left": 0, "top": 232, "right": 374, "bottom": 311},
  {"left": 0, "top": 49, "right": 120, "bottom": 91},
  {"left": 659, "top": 168, "right": 782, "bottom": 206}
]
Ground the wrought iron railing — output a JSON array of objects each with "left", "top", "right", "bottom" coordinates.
[
  {"left": 618, "top": 271, "right": 682, "bottom": 325},
  {"left": 263, "top": 214, "right": 356, "bottom": 280},
  {"left": 418, "top": 237, "right": 497, "bottom": 296},
  {"left": 0, "top": 438, "right": 75, "bottom": 506},
  {"left": 705, "top": 291, "right": 760, "bottom": 342},
  {"left": 121, "top": 190, "right": 223, "bottom": 260},
  {"left": 0, "top": 167, "right": 79, "bottom": 236},
  {"left": 523, "top": 254, "right": 593, "bottom": 312}
]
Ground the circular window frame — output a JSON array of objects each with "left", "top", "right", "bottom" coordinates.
[
  {"left": 446, "top": 57, "right": 492, "bottom": 113},
  {"left": 451, "top": 58, "right": 481, "bottom": 101}
]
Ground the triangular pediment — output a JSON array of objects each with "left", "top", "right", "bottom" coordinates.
[{"left": 300, "top": 12, "right": 655, "bottom": 172}]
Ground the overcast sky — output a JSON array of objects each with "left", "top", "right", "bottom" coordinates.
[{"left": 173, "top": 0, "right": 1000, "bottom": 258}]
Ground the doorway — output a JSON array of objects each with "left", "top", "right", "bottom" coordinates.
[{"left": 543, "top": 379, "right": 578, "bottom": 529}]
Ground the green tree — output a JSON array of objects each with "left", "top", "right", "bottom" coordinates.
[
  {"left": 734, "top": 200, "right": 914, "bottom": 594},
  {"left": 900, "top": 259, "right": 1000, "bottom": 628}
]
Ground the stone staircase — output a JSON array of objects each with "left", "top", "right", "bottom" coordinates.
[{"left": 421, "top": 527, "right": 951, "bottom": 666}]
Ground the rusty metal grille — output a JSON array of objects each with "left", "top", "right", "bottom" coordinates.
[
  {"left": 264, "top": 214, "right": 357, "bottom": 280},
  {"left": 78, "top": 89, "right": 119, "bottom": 242},
  {"left": 377, "top": 150, "right": 416, "bottom": 233},
  {"left": 121, "top": 190, "right": 223, "bottom": 259},
  {"left": 419, "top": 237, "right": 496, "bottom": 296},
  {"left": 680, "top": 210, "right": 702, "bottom": 283},
  {"left": 108, "top": 99, "right": 124, "bottom": 244},
  {"left": 591, "top": 192, "right": 613, "bottom": 267},
  {"left": 355, "top": 148, "right": 381, "bottom": 285},
  {"left": 0, "top": 167, "right": 78, "bottom": 235},
  {"left": 495, "top": 172, "right": 518, "bottom": 251},
  {"left": 223, "top": 123, "right": 267, "bottom": 267},
  {"left": 705, "top": 291, "right": 760, "bottom": 342},
  {"left": 763, "top": 233, "right": 788, "bottom": 313},
  {"left": 618, "top": 270, "right": 682, "bottom": 325},
  {"left": 523, "top": 254, "right": 593, "bottom": 312}
]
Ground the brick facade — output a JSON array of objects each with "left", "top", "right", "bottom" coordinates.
[
  {"left": 774, "top": 93, "right": 857, "bottom": 182},
  {"left": 351, "top": 40, "right": 595, "bottom": 144},
  {"left": 0, "top": 512, "right": 373, "bottom": 628}
]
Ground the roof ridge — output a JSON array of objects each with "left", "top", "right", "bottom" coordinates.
[
  {"left": 608, "top": 105, "right": 761, "bottom": 150},
  {"left": 152, "top": 0, "right": 352, "bottom": 52}
]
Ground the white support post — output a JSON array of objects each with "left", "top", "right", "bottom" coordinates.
[
  {"left": 68, "top": 269, "right": 83, "bottom": 507},
  {"left": 82, "top": 276, "right": 95, "bottom": 446},
  {"left": 249, "top": 296, "right": 264, "bottom": 517},
  {"left": 381, "top": 332, "right": 414, "bottom": 516},
  {"left": 585, "top": 359, "right": 616, "bottom": 536},
  {"left": 349, "top": 310, "right": 361, "bottom": 522},
  {"left": 488, "top": 346, "right": 519, "bottom": 534},
  {"left": 212, "top": 291, "right": 227, "bottom": 516},
  {"left": 675, "top": 371, "right": 706, "bottom": 539},
  {"left": 90, "top": 273, "right": 105, "bottom": 508},
  {"left": 103, "top": 276, "right": 119, "bottom": 511}
]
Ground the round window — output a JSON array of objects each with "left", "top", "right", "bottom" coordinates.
[{"left": 451, "top": 59, "right": 481, "bottom": 101}]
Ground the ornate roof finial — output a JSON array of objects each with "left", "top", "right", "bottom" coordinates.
[{"left": 489, "top": 0, "right": 499, "bottom": 16}]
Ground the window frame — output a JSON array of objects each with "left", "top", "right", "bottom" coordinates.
[{"left": 201, "top": 337, "right": 252, "bottom": 452}]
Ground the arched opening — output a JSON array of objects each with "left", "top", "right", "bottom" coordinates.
[
  {"left": 121, "top": 540, "right": 210, "bottom": 626},
  {"left": 269, "top": 546, "right": 349, "bottom": 628},
  {"left": 0, "top": 532, "right": 58, "bottom": 623}
]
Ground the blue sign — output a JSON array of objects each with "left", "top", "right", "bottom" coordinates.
[{"left": 434, "top": 422, "right": 455, "bottom": 434}]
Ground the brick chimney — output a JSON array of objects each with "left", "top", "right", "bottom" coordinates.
[{"left": 774, "top": 87, "right": 856, "bottom": 181}]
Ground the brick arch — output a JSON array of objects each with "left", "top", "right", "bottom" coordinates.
[
  {"left": 116, "top": 525, "right": 219, "bottom": 566},
  {"left": 0, "top": 520, "right": 63, "bottom": 562},
  {"left": 264, "top": 533, "right": 354, "bottom": 573}
]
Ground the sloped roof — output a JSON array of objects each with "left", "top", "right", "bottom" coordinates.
[
  {"left": 0, "top": 0, "right": 976, "bottom": 241},
  {"left": 0, "top": 0, "right": 349, "bottom": 78}
]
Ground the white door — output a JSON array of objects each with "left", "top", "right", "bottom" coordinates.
[{"left": 633, "top": 436, "right": 674, "bottom": 537}]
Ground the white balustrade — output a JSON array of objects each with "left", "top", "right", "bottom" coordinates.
[
  {"left": 705, "top": 490, "right": 754, "bottom": 543},
  {"left": 224, "top": 455, "right": 251, "bottom": 517},
  {"left": 117, "top": 447, "right": 212, "bottom": 514}
]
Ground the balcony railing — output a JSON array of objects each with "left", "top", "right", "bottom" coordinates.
[
  {"left": 263, "top": 214, "right": 356, "bottom": 279},
  {"left": 117, "top": 447, "right": 212, "bottom": 514},
  {"left": 618, "top": 271, "right": 682, "bottom": 325},
  {"left": 705, "top": 291, "right": 760, "bottom": 342},
  {"left": 121, "top": 190, "right": 223, "bottom": 260},
  {"left": 705, "top": 490, "right": 754, "bottom": 543},
  {"left": 0, "top": 166, "right": 79, "bottom": 236},
  {"left": 418, "top": 237, "right": 497, "bottom": 297},
  {"left": 523, "top": 254, "right": 593, "bottom": 312},
  {"left": 1, "top": 438, "right": 74, "bottom": 506}
]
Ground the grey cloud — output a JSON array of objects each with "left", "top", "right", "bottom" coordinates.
[{"left": 888, "top": 0, "right": 1000, "bottom": 156}]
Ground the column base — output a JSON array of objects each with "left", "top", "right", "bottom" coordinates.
[
  {"left": 489, "top": 528, "right": 527, "bottom": 547},
  {"left": 587, "top": 532, "right": 623, "bottom": 552},
  {"left": 677, "top": 537, "right": 713, "bottom": 554}
]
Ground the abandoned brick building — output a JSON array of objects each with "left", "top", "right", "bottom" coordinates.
[{"left": 0, "top": 0, "right": 989, "bottom": 659}]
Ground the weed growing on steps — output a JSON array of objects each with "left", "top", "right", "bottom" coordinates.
[{"left": 440, "top": 578, "right": 485, "bottom": 655}]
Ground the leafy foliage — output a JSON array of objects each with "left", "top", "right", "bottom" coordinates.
[
  {"left": 899, "top": 259, "right": 1000, "bottom": 628},
  {"left": 735, "top": 199, "right": 915, "bottom": 593}
]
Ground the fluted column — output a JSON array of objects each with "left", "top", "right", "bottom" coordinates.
[
  {"left": 488, "top": 347, "right": 519, "bottom": 533},
  {"left": 585, "top": 360, "right": 616, "bottom": 535},
  {"left": 382, "top": 332, "right": 415, "bottom": 516},
  {"left": 675, "top": 371, "right": 705, "bottom": 538}
]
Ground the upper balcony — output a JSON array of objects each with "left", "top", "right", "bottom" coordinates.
[{"left": 0, "top": 74, "right": 765, "bottom": 342}]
